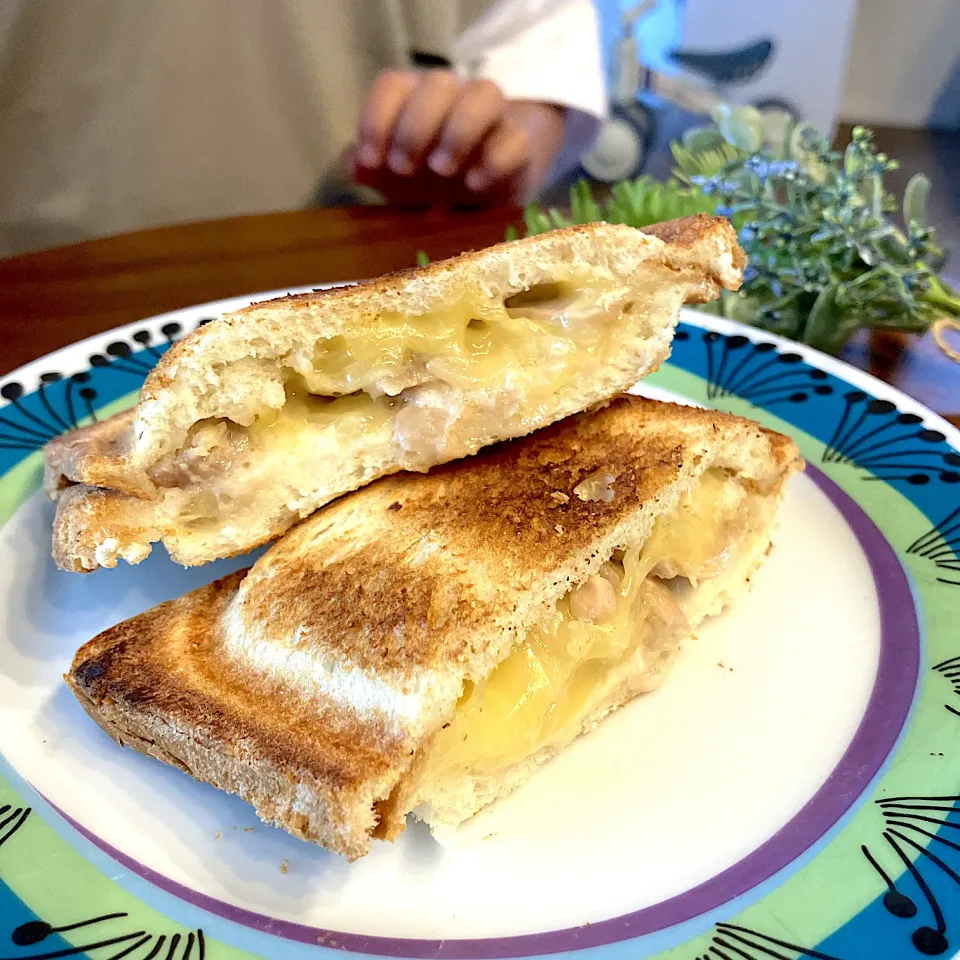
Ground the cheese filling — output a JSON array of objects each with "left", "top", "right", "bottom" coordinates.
[
  {"left": 148, "top": 271, "right": 673, "bottom": 525},
  {"left": 416, "top": 470, "right": 767, "bottom": 785}
]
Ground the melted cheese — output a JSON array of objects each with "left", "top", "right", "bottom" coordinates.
[
  {"left": 638, "top": 468, "right": 747, "bottom": 583},
  {"left": 251, "top": 388, "right": 398, "bottom": 450},
  {"left": 291, "top": 272, "right": 640, "bottom": 404},
  {"left": 420, "top": 470, "right": 751, "bottom": 780}
]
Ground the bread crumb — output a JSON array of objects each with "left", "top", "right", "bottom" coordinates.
[
  {"left": 717, "top": 661, "right": 733, "bottom": 672},
  {"left": 550, "top": 491, "right": 570, "bottom": 504},
  {"left": 214, "top": 831, "right": 221, "bottom": 840},
  {"left": 574, "top": 471, "right": 616, "bottom": 503},
  {"left": 538, "top": 449, "right": 572, "bottom": 466},
  {"left": 243, "top": 826, "right": 255, "bottom": 833},
  {"left": 280, "top": 859, "right": 289, "bottom": 874},
  {"left": 232, "top": 826, "right": 238, "bottom": 831}
]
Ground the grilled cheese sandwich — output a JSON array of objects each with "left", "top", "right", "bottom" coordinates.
[
  {"left": 46, "top": 216, "right": 746, "bottom": 571},
  {"left": 67, "top": 398, "right": 801, "bottom": 859}
]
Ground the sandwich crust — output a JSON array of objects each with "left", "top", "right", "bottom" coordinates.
[
  {"left": 66, "top": 572, "right": 406, "bottom": 859},
  {"left": 43, "top": 410, "right": 154, "bottom": 501},
  {"left": 68, "top": 397, "right": 801, "bottom": 858},
  {"left": 46, "top": 216, "right": 745, "bottom": 571}
]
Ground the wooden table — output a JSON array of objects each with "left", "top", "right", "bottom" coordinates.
[{"left": 0, "top": 206, "right": 957, "bottom": 427}]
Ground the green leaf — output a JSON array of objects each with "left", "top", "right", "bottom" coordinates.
[
  {"left": 547, "top": 207, "right": 572, "bottom": 230},
  {"left": 523, "top": 202, "right": 554, "bottom": 236},
  {"left": 602, "top": 175, "right": 715, "bottom": 227},
  {"left": 504, "top": 225, "right": 518, "bottom": 242},
  {"left": 671, "top": 140, "right": 741, "bottom": 184},
  {"left": 569, "top": 180, "right": 601, "bottom": 224},
  {"left": 866, "top": 172, "right": 883, "bottom": 218},
  {"left": 762, "top": 114, "right": 795, "bottom": 158},
  {"left": 801, "top": 283, "right": 846, "bottom": 352},
  {"left": 922, "top": 273, "right": 960, "bottom": 315},
  {"left": 787, "top": 122, "right": 829, "bottom": 181},
  {"left": 416, "top": 250, "right": 430, "bottom": 267},
  {"left": 903, "top": 173, "right": 931, "bottom": 229},
  {"left": 713, "top": 104, "right": 764, "bottom": 153},
  {"left": 721, "top": 290, "right": 763, "bottom": 326},
  {"left": 681, "top": 125, "right": 728, "bottom": 153},
  {"left": 843, "top": 140, "right": 861, "bottom": 176}
]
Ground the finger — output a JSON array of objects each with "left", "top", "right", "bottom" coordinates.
[
  {"left": 386, "top": 71, "right": 462, "bottom": 175},
  {"left": 426, "top": 79, "right": 505, "bottom": 176},
  {"left": 464, "top": 123, "right": 531, "bottom": 193},
  {"left": 356, "top": 70, "right": 418, "bottom": 169}
]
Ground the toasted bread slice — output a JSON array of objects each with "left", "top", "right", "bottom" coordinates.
[
  {"left": 47, "top": 216, "right": 745, "bottom": 571},
  {"left": 67, "top": 398, "right": 801, "bottom": 859}
]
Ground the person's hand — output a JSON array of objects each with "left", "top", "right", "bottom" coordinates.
[{"left": 351, "top": 70, "right": 566, "bottom": 206}]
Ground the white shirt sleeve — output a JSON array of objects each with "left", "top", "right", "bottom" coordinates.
[{"left": 452, "top": 0, "right": 608, "bottom": 180}]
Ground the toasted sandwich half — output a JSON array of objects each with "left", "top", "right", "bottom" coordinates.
[
  {"left": 67, "top": 397, "right": 801, "bottom": 859},
  {"left": 46, "top": 216, "right": 745, "bottom": 572}
]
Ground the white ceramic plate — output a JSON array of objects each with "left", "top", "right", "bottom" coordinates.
[{"left": 0, "top": 293, "right": 958, "bottom": 960}]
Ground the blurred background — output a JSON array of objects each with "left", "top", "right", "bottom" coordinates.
[
  {"left": 0, "top": 0, "right": 957, "bottom": 259},
  {"left": 596, "top": 0, "right": 959, "bottom": 137},
  {"left": 569, "top": 0, "right": 958, "bottom": 252}
]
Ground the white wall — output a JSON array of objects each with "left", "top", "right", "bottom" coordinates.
[
  {"left": 681, "top": 0, "right": 858, "bottom": 134},
  {"left": 840, "top": 0, "right": 960, "bottom": 127}
]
